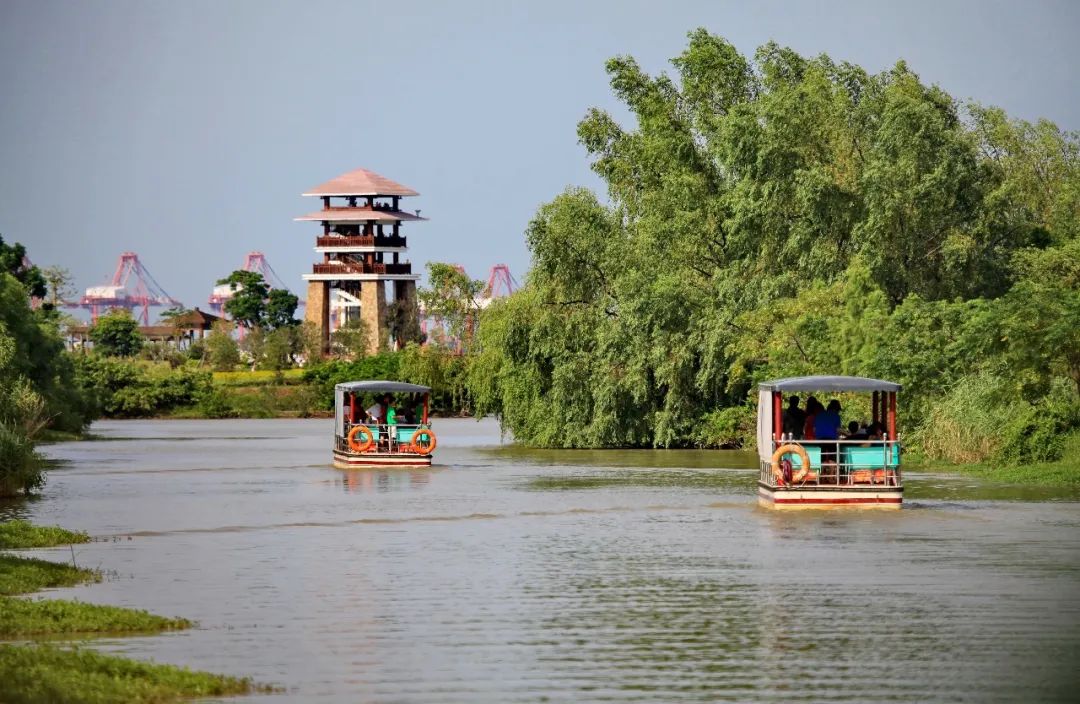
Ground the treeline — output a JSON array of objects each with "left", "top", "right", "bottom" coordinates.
[{"left": 466, "top": 31, "right": 1080, "bottom": 466}]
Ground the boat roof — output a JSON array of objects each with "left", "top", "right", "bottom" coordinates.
[
  {"left": 759, "top": 375, "right": 901, "bottom": 392},
  {"left": 335, "top": 380, "right": 431, "bottom": 393}
]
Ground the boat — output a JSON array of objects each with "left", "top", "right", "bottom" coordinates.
[
  {"left": 332, "top": 380, "right": 436, "bottom": 469},
  {"left": 756, "top": 376, "right": 903, "bottom": 509}
]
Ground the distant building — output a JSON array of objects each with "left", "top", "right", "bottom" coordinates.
[{"left": 297, "top": 167, "right": 425, "bottom": 355}]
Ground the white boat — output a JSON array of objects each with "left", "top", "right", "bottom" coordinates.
[
  {"left": 756, "top": 376, "right": 903, "bottom": 509},
  {"left": 332, "top": 380, "right": 436, "bottom": 469}
]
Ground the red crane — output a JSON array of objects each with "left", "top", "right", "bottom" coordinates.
[
  {"left": 73, "top": 252, "right": 182, "bottom": 324},
  {"left": 482, "top": 264, "right": 517, "bottom": 300},
  {"left": 208, "top": 251, "right": 298, "bottom": 315}
]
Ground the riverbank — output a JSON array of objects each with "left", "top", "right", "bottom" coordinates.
[{"left": 0, "top": 519, "right": 272, "bottom": 702}]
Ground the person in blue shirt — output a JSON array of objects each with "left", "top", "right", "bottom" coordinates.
[
  {"left": 814, "top": 399, "right": 843, "bottom": 440},
  {"left": 814, "top": 399, "right": 843, "bottom": 468}
]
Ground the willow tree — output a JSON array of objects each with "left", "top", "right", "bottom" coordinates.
[{"left": 473, "top": 29, "right": 1080, "bottom": 449}]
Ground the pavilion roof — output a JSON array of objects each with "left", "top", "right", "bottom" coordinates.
[
  {"left": 303, "top": 167, "right": 419, "bottom": 197},
  {"left": 294, "top": 207, "right": 428, "bottom": 223}
]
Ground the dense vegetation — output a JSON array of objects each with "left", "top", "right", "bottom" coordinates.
[
  {"left": 468, "top": 31, "right": 1080, "bottom": 467},
  {"left": 0, "top": 237, "right": 93, "bottom": 495}
]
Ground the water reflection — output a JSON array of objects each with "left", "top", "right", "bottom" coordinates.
[{"left": 335, "top": 469, "right": 432, "bottom": 494}]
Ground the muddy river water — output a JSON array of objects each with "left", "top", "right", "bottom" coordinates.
[{"left": 7, "top": 418, "right": 1080, "bottom": 702}]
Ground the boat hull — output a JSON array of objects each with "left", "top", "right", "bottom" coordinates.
[
  {"left": 333, "top": 450, "right": 433, "bottom": 469},
  {"left": 757, "top": 482, "right": 902, "bottom": 509}
]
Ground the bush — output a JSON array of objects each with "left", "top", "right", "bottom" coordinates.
[
  {"left": 302, "top": 354, "right": 403, "bottom": 409},
  {"left": 693, "top": 405, "right": 755, "bottom": 449},
  {"left": 73, "top": 357, "right": 213, "bottom": 418},
  {"left": 0, "top": 423, "right": 43, "bottom": 497},
  {"left": 912, "top": 372, "right": 1080, "bottom": 465}
]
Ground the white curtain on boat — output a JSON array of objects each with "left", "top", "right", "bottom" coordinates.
[
  {"left": 757, "top": 389, "right": 773, "bottom": 462},
  {"left": 335, "top": 386, "right": 346, "bottom": 437}
]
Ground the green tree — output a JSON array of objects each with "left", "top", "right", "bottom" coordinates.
[
  {"left": 41, "top": 266, "right": 75, "bottom": 309},
  {"left": 330, "top": 318, "right": 370, "bottom": 361},
  {"left": 0, "top": 234, "right": 47, "bottom": 299},
  {"left": 265, "top": 289, "right": 299, "bottom": 330},
  {"left": 418, "top": 263, "right": 485, "bottom": 352},
  {"left": 468, "top": 29, "right": 1080, "bottom": 451},
  {"left": 205, "top": 320, "right": 240, "bottom": 372},
  {"left": 218, "top": 271, "right": 269, "bottom": 329},
  {"left": 387, "top": 297, "right": 422, "bottom": 349},
  {"left": 89, "top": 310, "right": 143, "bottom": 358}
]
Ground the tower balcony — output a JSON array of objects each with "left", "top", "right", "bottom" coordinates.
[
  {"left": 316, "top": 234, "right": 407, "bottom": 249},
  {"left": 311, "top": 262, "right": 413, "bottom": 276}
]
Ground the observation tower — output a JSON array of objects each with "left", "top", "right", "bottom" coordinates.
[{"left": 297, "top": 167, "right": 425, "bottom": 355}]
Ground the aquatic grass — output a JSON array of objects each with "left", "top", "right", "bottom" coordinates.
[
  {"left": 527, "top": 469, "right": 750, "bottom": 491},
  {"left": 0, "top": 597, "right": 191, "bottom": 637},
  {"left": 0, "top": 644, "right": 277, "bottom": 704},
  {"left": 0, "top": 520, "right": 90, "bottom": 549},
  {"left": 0, "top": 555, "right": 99, "bottom": 596}
]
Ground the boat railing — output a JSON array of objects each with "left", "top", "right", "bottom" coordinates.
[
  {"left": 338, "top": 422, "right": 432, "bottom": 454},
  {"left": 760, "top": 438, "right": 902, "bottom": 487}
]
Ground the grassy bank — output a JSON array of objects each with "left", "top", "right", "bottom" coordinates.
[
  {"left": 1, "top": 520, "right": 273, "bottom": 701},
  {"left": 0, "top": 520, "right": 90, "bottom": 549},
  {"left": 0, "top": 644, "right": 272, "bottom": 704}
]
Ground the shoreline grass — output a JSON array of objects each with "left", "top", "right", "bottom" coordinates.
[
  {"left": 0, "top": 520, "right": 91, "bottom": 550},
  {"left": 1, "top": 521, "right": 275, "bottom": 700},
  {"left": 0, "top": 598, "right": 192, "bottom": 637},
  {"left": 0, "top": 554, "right": 100, "bottom": 596},
  {"left": 0, "top": 644, "right": 277, "bottom": 704}
]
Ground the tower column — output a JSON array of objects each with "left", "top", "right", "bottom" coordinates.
[
  {"left": 305, "top": 280, "right": 330, "bottom": 355},
  {"left": 360, "top": 280, "right": 387, "bottom": 355}
]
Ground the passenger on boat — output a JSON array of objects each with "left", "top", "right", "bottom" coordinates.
[
  {"left": 815, "top": 400, "right": 843, "bottom": 464},
  {"left": 802, "top": 397, "right": 823, "bottom": 440},
  {"left": 782, "top": 396, "right": 805, "bottom": 439},
  {"left": 365, "top": 394, "right": 392, "bottom": 424},
  {"left": 815, "top": 400, "right": 842, "bottom": 439},
  {"left": 843, "top": 421, "right": 865, "bottom": 439}
]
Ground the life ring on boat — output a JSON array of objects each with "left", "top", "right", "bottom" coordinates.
[
  {"left": 771, "top": 444, "right": 811, "bottom": 485},
  {"left": 347, "top": 425, "right": 374, "bottom": 453},
  {"left": 409, "top": 428, "right": 437, "bottom": 455}
]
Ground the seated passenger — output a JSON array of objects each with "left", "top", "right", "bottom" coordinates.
[
  {"left": 844, "top": 421, "right": 866, "bottom": 439},
  {"left": 782, "top": 395, "right": 806, "bottom": 439}
]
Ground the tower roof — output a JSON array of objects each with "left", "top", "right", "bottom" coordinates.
[
  {"left": 303, "top": 167, "right": 419, "bottom": 197},
  {"left": 295, "top": 207, "right": 427, "bottom": 224}
]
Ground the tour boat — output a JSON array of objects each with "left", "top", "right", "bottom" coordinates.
[
  {"left": 756, "top": 376, "right": 903, "bottom": 509},
  {"left": 332, "top": 380, "right": 436, "bottom": 469}
]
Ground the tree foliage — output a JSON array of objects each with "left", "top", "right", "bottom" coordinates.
[
  {"left": 89, "top": 310, "right": 143, "bottom": 358},
  {"left": 470, "top": 30, "right": 1080, "bottom": 459}
]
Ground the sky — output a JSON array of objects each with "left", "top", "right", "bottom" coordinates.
[{"left": 1, "top": 0, "right": 1078, "bottom": 318}]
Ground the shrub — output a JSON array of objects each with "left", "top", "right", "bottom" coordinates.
[
  {"left": 693, "top": 405, "right": 756, "bottom": 449},
  {"left": 72, "top": 357, "right": 213, "bottom": 418},
  {"left": 0, "top": 423, "right": 43, "bottom": 497},
  {"left": 912, "top": 372, "right": 1080, "bottom": 465}
]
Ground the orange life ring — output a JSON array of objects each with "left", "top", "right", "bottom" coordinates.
[
  {"left": 771, "top": 443, "right": 811, "bottom": 485},
  {"left": 409, "top": 428, "right": 437, "bottom": 455},
  {"left": 347, "top": 425, "right": 374, "bottom": 453}
]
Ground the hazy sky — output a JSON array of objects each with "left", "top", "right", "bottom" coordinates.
[{"left": 2, "top": 0, "right": 1078, "bottom": 316}]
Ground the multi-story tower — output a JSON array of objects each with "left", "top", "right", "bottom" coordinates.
[{"left": 298, "top": 167, "right": 425, "bottom": 355}]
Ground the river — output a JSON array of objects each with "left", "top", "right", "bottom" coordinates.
[{"left": 6, "top": 418, "right": 1080, "bottom": 702}]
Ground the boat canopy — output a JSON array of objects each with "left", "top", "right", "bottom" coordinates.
[
  {"left": 334, "top": 381, "right": 431, "bottom": 437},
  {"left": 335, "top": 380, "right": 431, "bottom": 394},
  {"left": 758, "top": 376, "right": 901, "bottom": 393},
  {"left": 756, "top": 376, "right": 901, "bottom": 462}
]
